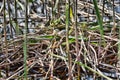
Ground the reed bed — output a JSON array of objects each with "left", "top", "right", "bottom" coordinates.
[{"left": 0, "top": 0, "right": 120, "bottom": 80}]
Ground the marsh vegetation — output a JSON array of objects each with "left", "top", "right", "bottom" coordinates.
[{"left": 0, "top": 0, "right": 120, "bottom": 80}]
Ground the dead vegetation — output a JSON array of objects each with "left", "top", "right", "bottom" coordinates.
[{"left": 0, "top": 0, "right": 120, "bottom": 80}]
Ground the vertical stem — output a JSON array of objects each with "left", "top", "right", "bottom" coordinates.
[
  {"left": 4, "top": 0, "right": 9, "bottom": 77},
  {"left": 45, "top": 0, "right": 48, "bottom": 20},
  {"left": 93, "top": 0, "right": 103, "bottom": 35},
  {"left": 102, "top": 0, "right": 105, "bottom": 21},
  {"left": 50, "top": 49, "right": 53, "bottom": 80},
  {"left": 118, "top": 22, "right": 120, "bottom": 80},
  {"left": 23, "top": 0, "right": 28, "bottom": 79},
  {"left": 7, "top": 0, "right": 16, "bottom": 52},
  {"left": 26, "top": 0, "right": 29, "bottom": 33},
  {"left": 74, "top": 0, "right": 80, "bottom": 79},
  {"left": 7, "top": 0, "right": 12, "bottom": 38},
  {"left": 75, "top": 0, "right": 78, "bottom": 62},
  {"left": 66, "top": 0, "right": 72, "bottom": 79},
  {"left": 118, "top": 0, "right": 120, "bottom": 70},
  {"left": 112, "top": 0, "right": 116, "bottom": 35},
  {"left": 53, "top": 0, "right": 59, "bottom": 17},
  {"left": 57, "top": 0, "right": 60, "bottom": 18},
  {"left": 15, "top": 0, "right": 19, "bottom": 35},
  {"left": 51, "top": 0, "right": 54, "bottom": 18},
  {"left": 42, "top": 0, "right": 45, "bottom": 14},
  {"left": 93, "top": 0, "right": 105, "bottom": 47},
  {"left": 87, "top": 0, "right": 90, "bottom": 23},
  {"left": 3, "top": 0, "right": 7, "bottom": 53}
]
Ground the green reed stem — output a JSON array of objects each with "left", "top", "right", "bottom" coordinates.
[
  {"left": 23, "top": 0, "right": 28, "bottom": 79},
  {"left": 66, "top": 1, "right": 72, "bottom": 79}
]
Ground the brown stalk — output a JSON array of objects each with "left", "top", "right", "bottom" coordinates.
[
  {"left": 74, "top": 0, "right": 81, "bottom": 79},
  {"left": 3, "top": 0, "right": 9, "bottom": 77}
]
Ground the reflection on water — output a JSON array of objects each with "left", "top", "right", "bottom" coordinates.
[{"left": 115, "top": 6, "right": 120, "bottom": 13}]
